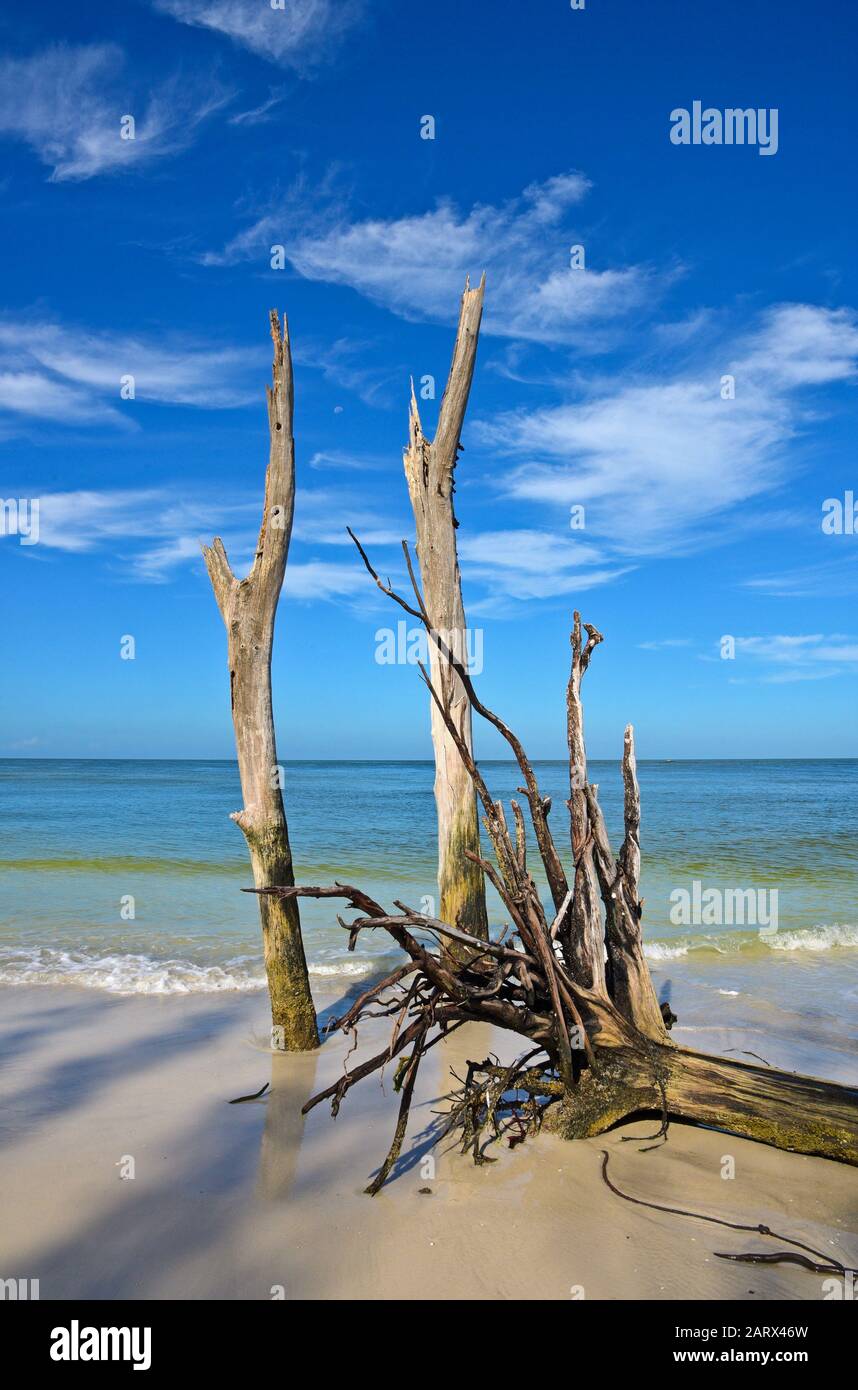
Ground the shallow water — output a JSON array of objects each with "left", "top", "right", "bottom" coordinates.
[{"left": 1, "top": 759, "right": 856, "bottom": 1062}]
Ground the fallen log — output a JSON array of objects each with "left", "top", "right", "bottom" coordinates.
[{"left": 258, "top": 290, "right": 858, "bottom": 1188}]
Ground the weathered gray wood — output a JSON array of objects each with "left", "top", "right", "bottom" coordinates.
[
  {"left": 270, "top": 276, "right": 858, "bottom": 1185},
  {"left": 402, "top": 279, "right": 488, "bottom": 942},
  {"left": 563, "top": 613, "right": 607, "bottom": 992},
  {"left": 203, "top": 311, "right": 318, "bottom": 1052},
  {"left": 549, "top": 1042, "right": 858, "bottom": 1166},
  {"left": 587, "top": 726, "right": 666, "bottom": 1039}
]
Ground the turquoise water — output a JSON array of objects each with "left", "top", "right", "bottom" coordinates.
[{"left": 1, "top": 760, "right": 856, "bottom": 1041}]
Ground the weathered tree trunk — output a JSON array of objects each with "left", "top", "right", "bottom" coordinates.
[
  {"left": 402, "top": 279, "right": 488, "bottom": 942},
  {"left": 203, "top": 311, "right": 318, "bottom": 1052},
  {"left": 259, "top": 280, "right": 858, "bottom": 1191},
  {"left": 587, "top": 726, "right": 667, "bottom": 1040},
  {"left": 548, "top": 1042, "right": 858, "bottom": 1166},
  {"left": 563, "top": 615, "right": 608, "bottom": 993},
  {"left": 272, "top": 561, "right": 858, "bottom": 1177}
]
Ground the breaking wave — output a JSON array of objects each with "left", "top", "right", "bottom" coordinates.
[
  {"left": 0, "top": 946, "right": 378, "bottom": 994},
  {"left": 644, "top": 922, "right": 858, "bottom": 961}
]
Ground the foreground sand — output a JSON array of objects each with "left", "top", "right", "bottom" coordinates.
[{"left": 0, "top": 982, "right": 855, "bottom": 1300}]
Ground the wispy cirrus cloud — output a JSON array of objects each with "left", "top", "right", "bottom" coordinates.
[
  {"left": 151, "top": 0, "right": 365, "bottom": 69},
  {"left": 745, "top": 553, "right": 858, "bottom": 599},
  {"left": 458, "top": 528, "right": 631, "bottom": 607},
  {"left": 228, "top": 87, "right": 287, "bottom": 127},
  {"left": 307, "top": 449, "right": 390, "bottom": 472},
  {"left": 289, "top": 523, "right": 630, "bottom": 612},
  {"left": 484, "top": 304, "right": 858, "bottom": 556},
  {"left": 0, "top": 315, "right": 402, "bottom": 433},
  {"left": 2, "top": 484, "right": 401, "bottom": 593},
  {"left": 737, "top": 304, "right": 858, "bottom": 386},
  {"left": 0, "top": 44, "right": 231, "bottom": 181},
  {"left": 0, "top": 371, "right": 123, "bottom": 427},
  {"left": 0, "top": 317, "right": 267, "bottom": 432},
  {"left": 3, "top": 489, "right": 161, "bottom": 553},
  {"left": 284, "top": 559, "right": 373, "bottom": 600},
  {"left": 203, "top": 173, "right": 660, "bottom": 345},
  {"left": 0, "top": 490, "right": 257, "bottom": 578},
  {"left": 2, "top": 481, "right": 632, "bottom": 609},
  {"left": 721, "top": 633, "right": 858, "bottom": 684},
  {"left": 294, "top": 335, "right": 402, "bottom": 408}
]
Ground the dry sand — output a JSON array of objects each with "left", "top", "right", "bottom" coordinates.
[{"left": 0, "top": 982, "right": 855, "bottom": 1301}]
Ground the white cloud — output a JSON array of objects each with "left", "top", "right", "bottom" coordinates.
[
  {"left": 310, "top": 526, "right": 406, "bottom": 547},
  {"left": 0, "top": 44, "right": 230, "bottom": 181},
  {"left": 738, "top": 304, "right": 858, "bottom": 387},
  {"left": 745, "top": 555, "right": 858, "bottom": 599},
  {"left": 152, "top": 0, "right": 364, "bottom": 69},
  {"left": 457, "top": 528, "right": 631, "bottom": 605},
  {"left": 0, "top": 317, "right": 266, "bottom": 430},
  {"left": 488, "top": 380, "right": 784, "bottom": 552},
  {"left": 2, "top": 486, "right": 631, "bottom": 608},
  {"left": 294, "top": 336, "right": 400, "bottom": 407},
  {"left": 306, "top": 521, "right": 632, "bottom": 606},
  {"left": 228, "top": 88, "right": 287, "bottom": 126},
  {"left": 0, "top": 317, "right": 398, "bottom": 432},
  {"left": 722, "top": 633, "right": 858, "bottom": 684},
  {"left": 18, "top": 324, "right": 260, "bottom": 408},
  {"left": 759, "top": 669, "right": 840, "bottom": 684},
  {"left": 459, "top": 528, "right": 602, "bottom": 574},
  {"left": 1, "top": 485, "right": 407, "bottom": 597},
  {"left": 734, "top": 634, "right": 858, "bottom": 664},
  {"left": 486, "top": 304, "right": 858, "bottom": 555},
  {"left": 5, "top": 489, "right": 165, "bottom": 554},
  {"left": 129, "top": 534, "right": 205, "bottom": 582},
  {"left": 284, "top": 560, "right": 372, "bottom": 600},
  {"left": 307, "top": 449, "right": 389, "bottom": 472},
  {"left": 0, "top": 371, "right": 122, "bottom": 425},
  {"left": 288, "top": 525, "right": 631, "bottom": 608},
  {"left": 0, "top": 489, "right": 259, "bottom": 581},
  {"left": 204, "top": 173, "right": 657, "bottom": 344}
]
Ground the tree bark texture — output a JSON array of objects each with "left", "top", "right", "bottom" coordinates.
[
  {"left": 203, "top": 311, "right": 318, "bottom": 1052},
  {"left": 402, "top": 277, "right": 488, "bottom": 942}
]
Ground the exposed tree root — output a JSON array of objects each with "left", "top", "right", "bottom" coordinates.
[
  {"left": 600, "top": 1150, "right": 853, "bottom": 1280},
  {"left": 227, "top": 1082, "right": 270, "bottom": 1105},
  {"left": 257, "top": 529, "right": 858, "bottom": 1192}
]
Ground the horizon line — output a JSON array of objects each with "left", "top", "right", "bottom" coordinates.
[{"left": 2, "top": 756, "right": 858, "bottom": 765}]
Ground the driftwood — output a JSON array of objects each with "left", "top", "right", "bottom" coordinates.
[
  {"left": 599, "top": 1151, "right": 852, "bottom": 1278},
  {"left": 256, "top": 529, "right": 858, "bottom": 1191},
  {"left": 227, "top": 1082, "right": 270, "bottom": 1105},
  {"left": 401, "top": 279, "right": 488, "bottom": 944},
  {"left": 204, "top": 312, "right": 318, "bottom": 1052}
]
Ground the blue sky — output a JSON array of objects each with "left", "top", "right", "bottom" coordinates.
[{"left": 1, "top": 0, "right": 856, "bottom": 759}]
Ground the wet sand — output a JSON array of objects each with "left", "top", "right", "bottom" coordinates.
[{"left": 0, "top": 983, "right": 855, "bottom": 1301}]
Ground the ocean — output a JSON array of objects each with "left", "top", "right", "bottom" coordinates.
[{"left": 1, "top": 758, "right": 856, "bottom": 1074}]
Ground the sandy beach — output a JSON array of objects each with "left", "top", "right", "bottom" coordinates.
[{"left": 1, "top": 980, "right": 855, "bottom": 1302}]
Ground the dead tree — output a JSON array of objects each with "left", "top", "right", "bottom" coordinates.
[
  {"left": 204, "top": 311, "right": 318, "bottom": 1052},
  {"left": 257, "top": 534, "right": 858, "bottom": 1189},
  {"left": 402, "top": 279, "right": 488, "bottom": 943}
]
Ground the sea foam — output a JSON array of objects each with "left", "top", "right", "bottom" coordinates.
[
  {"left": 1, "top": 924, "right": 856, "bottom": 995},
  {"left": 644, "top": 922, "right": 858, "bottom": 960},
  {"left": 0, "top": 946, "right": 376, "bottom": 994}
]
